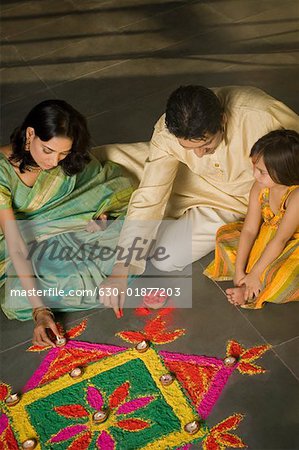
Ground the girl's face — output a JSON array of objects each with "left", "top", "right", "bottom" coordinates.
[
  {"left": 252, "top": 155, "right": 276, "bottom": 188},
  {"left": 26, "top": 127, "right": 72, "bottom": 170}
]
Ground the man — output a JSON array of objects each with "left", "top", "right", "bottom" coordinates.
[{"left": 95, "top": 85, "right": 299, "bottom": 314}]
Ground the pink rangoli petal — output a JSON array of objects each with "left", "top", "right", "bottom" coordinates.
[
  {"left": 50, "top": 424, "right": 88, "bottom": 443},
  {"left": 86, "top": 386, "right": 104, "bottom": 410},
  {"left": 97, "top": 431, "right": 115, "bottom": 450},
  {"left": 0, "top": 414, "right": 9, "bottom": 434},
  {"left": 116, "top": 396, "right": 155, "bottom": 415}
]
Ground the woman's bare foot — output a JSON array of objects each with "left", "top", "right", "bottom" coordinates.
[{"left": 226, "top": 286, "right": 247, "bottom": 306}]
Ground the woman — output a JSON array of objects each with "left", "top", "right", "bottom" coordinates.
[{"left": 0, "top": 100, "right": 134, "bottom": 346}]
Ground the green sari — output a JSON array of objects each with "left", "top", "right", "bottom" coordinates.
[{"left": 0, "top": 153, "right": 134, "bottom": 320}]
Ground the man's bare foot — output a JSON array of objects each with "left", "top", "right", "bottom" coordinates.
[{"left": 226, "top": 286, "right": 247, "bottom": 306}]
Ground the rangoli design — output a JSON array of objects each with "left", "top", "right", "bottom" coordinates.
[{"left": 0, "top": 311, "right": 270, "bottom": 449}]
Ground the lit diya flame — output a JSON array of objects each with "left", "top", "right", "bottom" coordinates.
[
  {"left": 184, "top": 420, "right": 200, "bottom": 435},
  {"left": 135, "top": 340, "right": 149, "bottom": 353},
  {"left": 69, "top": 367, "right": 83, "bottom": 378},
  {"left": 159, "top": 373, "right": 175, "bottom": 386},
  {"left": 22, "top": 438, "right": 38, "bottom": 449},
  {"left": 55, "top": 336, "right": 67, "bottom": 347},
  {"left": 223, "top": 356, "right": 237, "bottom": 367},
  {"left": 92, "top": 409, "right": 109, "bottom": 423},
  {"left": 5, "top": 393, "right": 20, "bottom": 406}
]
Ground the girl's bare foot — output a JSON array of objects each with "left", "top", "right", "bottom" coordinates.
[{"left": 226, "top": 286, "right": 247, "bottom": 306}]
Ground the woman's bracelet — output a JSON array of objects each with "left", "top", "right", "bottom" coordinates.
[{"left": 32, "top": 307, "right": 54, "bottom": 324}]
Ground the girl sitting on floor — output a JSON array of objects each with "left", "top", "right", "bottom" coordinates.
[{"left": 204, "top": 129, "right": 299, "bottom": 308}]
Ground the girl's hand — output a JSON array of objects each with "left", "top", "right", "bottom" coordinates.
[
  {"left": 239, "top": 272, "right": 262, "bottom": 301},
  {"left": 86, "top": 214, "right": 108, "bottom": 232},
  {"left": 32, "top": 310, "right": 61, "bottom": 347},
  {"left": 233, "top": 269, "right": 246, "bottom": 286}
]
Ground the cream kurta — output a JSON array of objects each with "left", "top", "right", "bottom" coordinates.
[{"left": 92, "top": 86, "right": 299, "bottom": 271}]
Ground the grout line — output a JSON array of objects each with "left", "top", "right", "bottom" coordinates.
[
  {"left": 46, "top": 20, "right": 224, "bottom": 80},
  {"left": 1, "top": 84, "right": 56, "bottom": 108},
  {"left": 198, "top": 261, "right": 271, "bottom": 344},
  {"left": 214, "top": 276, "right": 299, "bottom": 351},
  {"left": 1, "top": 0, "right": 80, "bottom": 39},
  {"left": 28, "top": 65, "right": 65, "bottom": 94},
  {"left": 4, "top": 0, "right": 195, "bottom": 56},
  {"left": 0, "top": 337, "right": 32, "bottom": 354},
  {"left": 270, "top": 346, "right": 299, "bottom": 382},
  {"left": 2, "top": 14, "right": 69, "bottom": 41},
  {"left": 1, "top": 0, "right": 215, "bottom": 107},
  {"left": 68, "top": 0, "right": 114, "bottom": 9},
  {"left": 4, "top": 2, "right": 260, "bottom": 109},
  {"left": 0, "top": 0, "right": 36, "bottom": 15},
  {"left": 272, "top": 335, "right": 299, "bottom": 348},
  {"left": 116, "top": 0, "right": 198, "bottom": 32},
  {"left": 30, "top": 1, "right": 201, "bottom": 79},
  {"left": 1, "top": 39, "right": 53, "bottom": 103},
  {"left": 86, "top": 84, "right": 174, "bottom": 120},
  {"left": 198, "top": 263, "right": 299, "bottom": 382},
  {"left": 232, "top": 5, "right": 297, "bottom": 25},
  {"left": 1, "top": 59, "right": 130, "bottom": 107},
  {"left": 62, "top": 307, "right": 107, "bottom": 328}
]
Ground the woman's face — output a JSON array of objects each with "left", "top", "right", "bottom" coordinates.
[
  {"left": 26, "top": 127, "right": 72, "bottom": 170},
  {"left": 252, "top": 155, "right": 276, "bottom": 188}
]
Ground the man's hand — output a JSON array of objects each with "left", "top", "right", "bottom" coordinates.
[
  {"left": 99, "top": 264, "right": 129, "bottom": 318},
  {"left": 32, "top": 310, "right": 62, "bottom": 347}
]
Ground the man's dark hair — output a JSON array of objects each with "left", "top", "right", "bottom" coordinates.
[
  {"left": 250, "top": 129, "right": 299, "bottom": 185},
  {"left": 10, "top": 99, "right": 91, "bottom": 175},
  {"left": 165, "top": 85, "right": 223, "bottom": 140}
]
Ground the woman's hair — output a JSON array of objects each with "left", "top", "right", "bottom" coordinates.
[
  {"left": 250, "top": 129, "right": 299, "bottom": 186},
  {"left": 165, "top": 85, "right": 223, "bottom": 140},
  {"left": 9, "top": 99, "right": 91, "bottom": 175}
]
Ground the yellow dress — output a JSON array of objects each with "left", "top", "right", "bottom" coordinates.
[{"left": 204, "top": 186, "right": 299, "bottom": 308}]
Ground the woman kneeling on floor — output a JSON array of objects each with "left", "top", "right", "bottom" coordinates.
[{"left": 0, "top": 100, "right": 134, "bottom": 346}]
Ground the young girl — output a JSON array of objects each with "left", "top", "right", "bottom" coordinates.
[{"left": 204, "top": 129, "right": 299, "bottom": 308}]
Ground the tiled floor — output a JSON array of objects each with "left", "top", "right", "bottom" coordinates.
[{"left": 1, "top": 1, "right": 299, "bottom": 449}]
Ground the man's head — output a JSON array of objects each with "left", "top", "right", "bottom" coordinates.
[{"left": 165, "top": 85, "right": 225, "bottom": 157}]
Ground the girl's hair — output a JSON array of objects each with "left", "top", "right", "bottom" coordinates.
[
  {"left": 9, "top": 99, "right": 91, "bottom": 175},
  {"left": 250, "top": 129, "right": 299, "bottom": 185}
]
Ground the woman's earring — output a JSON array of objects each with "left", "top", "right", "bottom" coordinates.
[{"left": 25, "top": 139, "right": 30, "bottom": 151}]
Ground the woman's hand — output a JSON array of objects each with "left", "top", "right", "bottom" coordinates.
[
  {"left": 32, "top": 309, "right": 61, "bottom": 347},
  {"left": 239, "top": 272, "right": 262, "bottom": 301},
  {"left": 233, "top": 269, "right": 246, "bottom": 286},
  {"left": 86, "top": 214, "right": 108, "bottom": 232}
]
